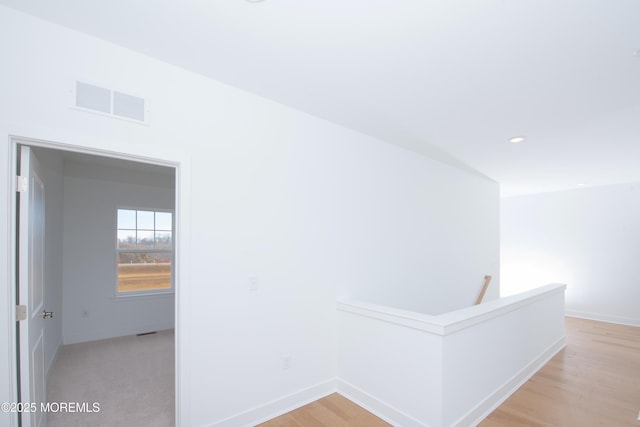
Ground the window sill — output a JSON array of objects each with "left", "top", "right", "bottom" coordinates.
[{"left": 111, "top": 291, "right": 174, "bottom": 300}]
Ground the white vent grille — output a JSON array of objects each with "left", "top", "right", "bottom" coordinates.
[
  {"left": 76, "top": 82, "right": 111, "bottom": 114},
  {"left": 113, "top": 91, "right": 145, "bottom": 121},
  {"left": 74, "top": 81, "right": 146, "bottom": 123}
]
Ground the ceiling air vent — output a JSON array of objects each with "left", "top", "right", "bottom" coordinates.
[{"left": 74, "top": 81, "right": 147, "bottom": 124}]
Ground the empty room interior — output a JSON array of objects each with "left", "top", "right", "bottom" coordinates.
[{"left": 0, "top": 1, "right": 639, "bottom": 427}]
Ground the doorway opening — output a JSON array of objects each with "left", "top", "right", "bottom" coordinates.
[{"left": 11, "top": 137, "right": 182, "bottom": 427}]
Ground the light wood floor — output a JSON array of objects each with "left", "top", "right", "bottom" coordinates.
[
  {"left": 259, "top": 317, "right": 640, "bottom": 426},
  {"left": 257, "top": 393, "right": 391, "bottom": 427},
  {"left": 481, "top": 317, "right": 640, "bottom": 426}
]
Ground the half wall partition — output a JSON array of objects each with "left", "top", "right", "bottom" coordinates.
[{"left": 336, "top": 283, "right": 566, "bottom": 427}]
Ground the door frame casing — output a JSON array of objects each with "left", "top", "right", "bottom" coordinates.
[{"left": 5, "top": 135, "right": 191, "bottom": 427}]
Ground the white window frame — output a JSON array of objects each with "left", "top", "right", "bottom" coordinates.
[{"left": 115, "top": 207, "right": 175, "bottom": 297}]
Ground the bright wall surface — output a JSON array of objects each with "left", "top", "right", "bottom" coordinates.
[
  {"left": 62, "top": 159, "right": 175, "bottom": 344},
  {"left": 0, "top": 6, "right": 499, "bottom": 426},
  {"left": 337, "top": 306, "right": 444, "bottom": 426},
  {"left": 501, "top": 183, "right": 640, "bottom": 326},
  {"left": 441, "top": 285, "right": 565, "bottom": 426},
  {"left": 336, "top": 284, "right": 566, "bottom": 427}
]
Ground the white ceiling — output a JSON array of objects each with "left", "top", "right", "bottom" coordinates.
[{"left": 2, "top": 0, "right": 640, "bottom": 196}]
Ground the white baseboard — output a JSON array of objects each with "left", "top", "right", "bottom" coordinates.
[
  {"left": 565, "top": 310, "right": 640, "bottom": 327},
  {"left": 452, "top": 336, "right": 566, "bottom": 427},
  {"left": 63, "top": 324, "right": 174, "bottom": 344},
  {"left": 336, "top": 379, "right": 429, "bottom": 427},
  {"left": 208, "top": 379, "right": 336, "bottom": 427},
  {"left": 205, "top": 335, "right": 566, "bottom": 427}
]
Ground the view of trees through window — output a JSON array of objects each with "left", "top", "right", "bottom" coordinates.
[{"left": 117, "top": 209, "right": 173, "bottom": 293}]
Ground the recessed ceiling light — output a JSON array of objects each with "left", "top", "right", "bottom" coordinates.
[
  {"left": 577, "top": 183, "right": 586, "bottom": 187},
  {"left": 245, "top": 0, "right": 264, "bottom": 2},
  {"left": 508, "top": 136, "right": 526, "bottom": 144}
]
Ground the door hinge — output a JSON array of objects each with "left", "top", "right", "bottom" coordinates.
[
  {"left": 16, "top": 175, "right": 27, "bottom": 193},
  {"left": 16, "top": 305, "right": 27, "bottom": 321}
]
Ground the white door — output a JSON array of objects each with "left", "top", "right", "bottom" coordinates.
[{"left": 18, "top": 146, "right": 48, "bottom": 427}]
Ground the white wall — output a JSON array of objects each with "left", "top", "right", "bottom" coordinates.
[
  {"left": 337, "top": 306, "right": 444, "bottom": 427},
  {"left": 62, "top": 159, "right": 175, "bottom": 344},
  {"left": 441, "top": 285, "right": 565, "bottom": 426},
  {"left": 329, "top": 148, "right": 500, "bottom": 314},
  {"left": 502, "top": 183, "right": 640, "bottom": 326},
  {"left": 31, "top": 148, "right": 64, "bottom": 377},
  {"left": 0, "top": 6, "right": 499, "bottom": 426},
  {"left": 336, "top": 284, "right": 566, "bottom": 427}
]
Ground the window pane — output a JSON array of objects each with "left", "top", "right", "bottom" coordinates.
[
  {"left": 155, "top": 231, "right": 172, "bottom": 249},
  {"left": 137, "top": 230, "right": 155, "bottom": 248},
  {"left": 117, "top": 230, "right": 137, "bottom": 249},
  {"left": 117, "top": 252, "right": 171, "bottom": 264},
  {"left": 117, "top": 209, "right": 136, "bottom": 229},
  {"left": 116, "top": 208, "right": 174, "bottom": 294},
  {"left": 155, "top": 212, "right": 172, "bottom": 231},
  {"left": 137, "top": 210, "right": 155, "bottom": 230},
  {"left": 117, "top": 251, "right": 171, "bottom": 292}
]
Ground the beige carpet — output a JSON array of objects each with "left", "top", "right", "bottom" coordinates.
[{"left": 47, "top": 330, "right": 175, "bottom": 427}]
